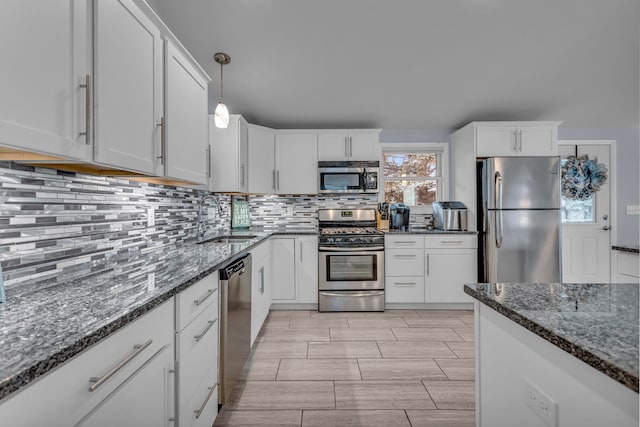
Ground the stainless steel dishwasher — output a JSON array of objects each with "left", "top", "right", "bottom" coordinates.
[{"left": 218, "top": 253, "right": 252, "bottom": 405}]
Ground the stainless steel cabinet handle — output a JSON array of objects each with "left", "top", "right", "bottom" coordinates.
[
  {"left": 394, "top": 254, "right": 416, "bottom": 258},
  {"left": 79, "top": 74, "right": 91, "bottom": 144},
  {"left": 194, "top": 288, "right": 217, "bottom": 306},
  {"left": 394, "top": 282, "right": 417, "bottom": 286},
  {"left": 344, "top": 137, "right": 348, "bottom": 157},
  {"left": 260, "top": 267, "right": 265, "bottom": 294},
  {"left": 440, "top": 240, "right": 463, "bottom": 244},
  {"left": 426, "top": 254, "right": 430, "bottom": 275},
  {"left": 156, "top": 117, "right": 165, "bottom": 165},
  {"left": 194, "top": 319, "right": 216, "bottom": 342},
  {"left": 194, "top": 384, "right": 216, "bottom": 419},
  {"left": 517, "top": 130, "right": 522, "bottom": 151},
  {"left": 272, "top": 170, "right": 276, "bottom": 190},
  {"left": 349, "top": 136, "right": 353, "bottom": 157},
  {"left": 88, "top": 339, "right": 153, "bottom": 391},
  {"left": 240, "top": 164, "right": 245, "bottom": 187},
  {"left": 394, "top": 241, "right": 417, "bottom": 244},
  {"left": 276, "top": 170, "right": 280, "bottom": 191},
  {"left": 300, "top": 240, "right": 303, "bottom": 263},
  {"left": 512, "top": 130, "right": 517, "bottom": 151},
  {"left": 206, "top": 145, "right": 211, "bottom": 178}
]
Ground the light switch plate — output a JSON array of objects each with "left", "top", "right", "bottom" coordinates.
[{"left": 626, "top": 205, "right": 640, "bottom": 215}]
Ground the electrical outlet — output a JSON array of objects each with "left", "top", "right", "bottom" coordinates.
[
  {"left": 525, "top": 379, "right": 558, "bottom": 427},
  {"left": 147, "top": 208, "right": 155, "bottom": 227},
  {"left": 626, "top": 205, "right": 640, "bottom": 215}
]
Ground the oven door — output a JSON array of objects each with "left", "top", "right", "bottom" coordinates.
[{"left": 318, "top": 247, "right": 384, "bottom": 290}]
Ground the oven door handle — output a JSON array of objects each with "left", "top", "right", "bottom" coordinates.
[
  {"left": 320, "top": 291, "right": 385, "bottom": 297},
  {"left": 318, "top": 246, "right": 384, "bottom": 252}
]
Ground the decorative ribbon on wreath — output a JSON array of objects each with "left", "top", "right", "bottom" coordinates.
[{"left": 561, "top": 155, "right": 608, "bottom": 201}]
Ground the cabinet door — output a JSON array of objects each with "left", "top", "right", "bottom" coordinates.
[
  {"left": 385, "top": 276, "right": 425, "bottom": 303},
  {"left": 296, "top": 236, "right": 319, "bottom": 304},
  {"left": 271, "top": 238, "right": 296, "bottom": 301},
  {"left": 317, "top": 133, "right": 349, "bottom": 161},
  {"left": 0, "top": 0, "right": 91, "bottom": 161},
  {"left": 164, "top": 40, "right": 208, "bottom": 183},
  {"left": 348, "top": 133, "right": 379, "bottom": 161},
  {"left": 210, "top": 115, "right": 247, "bottom": 192},
  {"left": 475, "top": 126, "right": 516, "bottom": 157},
  {"left": 75, "top": 342, "right": 173, "bottom": 427},
  {"left": 247, "top": 126, "right": 275, "bottom": 194},
  {"left": 517, "top": 125, "right": 557, "bottom": 156},
  {"left": 94, "top": 0, "right": 162, "bottom": 173},
  {"left": 425, "top": 249, "right": 476, "bottom": 303},
  {"left": 276, "top": 133, "right": 318, "bottom": 194},
  {"left": 251, "top": 249, "right": 271, "bottom": 345}
]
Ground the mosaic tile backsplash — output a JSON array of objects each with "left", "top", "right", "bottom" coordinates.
[{"left": 0, "top": 162, "right": 378, "bottom": 292}]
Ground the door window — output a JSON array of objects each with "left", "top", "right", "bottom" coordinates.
[{"left": 561, "top": 156, "right": 595, "bottom": 223}]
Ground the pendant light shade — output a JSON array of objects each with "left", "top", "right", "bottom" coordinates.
[
  {"left": 213, "top": 52, "right": 231, "bottom": 129},
  {"left": 214, "top": 102, "right": 229, "bottom": 128}
]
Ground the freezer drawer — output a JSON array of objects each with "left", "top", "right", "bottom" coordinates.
[
  {"left": 484, "top": 210, "right": 561, "bottom": 283},
  {"left": 319, "top": 290, "right": 384, "bottom": 312}
]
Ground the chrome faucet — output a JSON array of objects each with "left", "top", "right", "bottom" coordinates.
[{"left": 197, "top": 194, "right": 223, "bottom": 242}]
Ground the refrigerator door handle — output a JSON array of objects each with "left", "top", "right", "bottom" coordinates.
[
  {"left": 495, "top": 171, "right": 503, "bottom": 210},
  {"left": 495, "top": 210, "right": 503, "bottom": 248}
]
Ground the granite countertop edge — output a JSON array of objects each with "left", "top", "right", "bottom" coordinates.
[
  {"left": 464, "top": 284, "right": 639, "bottom": 393},
  {"left": 0, "top": 228, "right": 317, "bottom": 402}
]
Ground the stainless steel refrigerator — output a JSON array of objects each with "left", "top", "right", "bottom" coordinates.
[{"left": 478, "top": 156, "right": 561, "bottom": 283}]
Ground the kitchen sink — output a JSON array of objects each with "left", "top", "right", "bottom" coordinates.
[{"left": 198, "top": 235, "right": 257, "bottom": 245}]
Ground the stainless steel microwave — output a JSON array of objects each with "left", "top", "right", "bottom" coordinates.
[{"left": 318, "top": 161, "right": 379, "bottom": 194}]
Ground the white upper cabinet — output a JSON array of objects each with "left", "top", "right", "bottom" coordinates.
[
  {"left": 0, "top": 0, "right": 92, "bottom": 161},
  {"left": 473, "top": 122, "right": 560, "bottom": 157},
  {"left": 93, "top": 0, "right": 163, "bottom": 174},
  {"left": 317, "top": 130, "right": 381, "bottom": 161},
  {"left": 210, "top": 115, "right": 248, "bottom": 193},
  {"left": 275, "top": 132, "right": 318, "bottom": 194},
  {"left": 247, "top": 125, "right": 276, "bottom": 194},
  {"left": 163, "top": 40, "right": 208, "bottom": 183},
  {"left": 247, "top": 127, "right": 318, "bottom": 194}
]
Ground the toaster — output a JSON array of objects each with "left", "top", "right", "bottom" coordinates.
[{"left": 432, "top": 201, "right": 468, "bottom": 231}]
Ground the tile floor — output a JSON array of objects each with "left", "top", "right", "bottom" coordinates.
[{"left": 214, "top": 309, "right": 475, "bottom": 427}]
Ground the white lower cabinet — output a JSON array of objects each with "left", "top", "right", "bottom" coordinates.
[
  {"left": 175, "top": 274, "right": 219, "bottom": 427},
  {"left": 271, "top": 235, "right": 318, "bottom": 306},
  {"left": 251, "top": 240, "right": 273, "bottom": 345},
  {"left": 0, "top": 299, "right": 175, "bottom": 427},
  {"left": 385, "top": 234, "right": 477, "bottom": 305}
]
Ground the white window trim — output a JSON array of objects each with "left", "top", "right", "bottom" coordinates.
[{"left": 379, "top": 142, "right": 450, "bottom": 214}]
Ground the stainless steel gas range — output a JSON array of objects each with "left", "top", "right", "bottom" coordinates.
[{"left": 318, "top": 209, "right": 385, "bottom": 312}]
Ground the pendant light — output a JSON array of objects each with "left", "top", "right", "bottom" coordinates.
[{"left": 213, "top": 52, "right": 231, "bottom": 128}]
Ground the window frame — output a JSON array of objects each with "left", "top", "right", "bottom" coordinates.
[{"left": 379, "top": 143, "right": 450, "bottom": 214}]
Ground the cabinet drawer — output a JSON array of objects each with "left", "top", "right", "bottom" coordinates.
[
  {"left": 177, "top": 300, "right": 219, "bottom": 409},
  {"left": 0, "top": 300, "right": 174, "bottom": 426},
  {"left": 385, "top": 277, "right": 425, "bottom": 303},
  {"left": 385, "top": 249, "right": 424, "bottom": 276},
  {"left": 385, "top": 235, "right": 424, "bottom": 249},
  {"left": 425, "top": 234, "right": 477, "bottom": 249},
  {"left": 180, "top": 367, "right": 218, "bottom": 427},
  {"left": 176, "top": 273, "right": 218, "bottom": 331}
]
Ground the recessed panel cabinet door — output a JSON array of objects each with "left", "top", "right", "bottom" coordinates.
[
  {"left": 0, "top": 0, "right": 91, "bottom": 160},
  {"left": 247, "top": 126, "right": 275, "bottom": 194},
  {"left": 271, "top": 238, "right": 296, "bottom": 301},
  {"left": 276, "top": 133, "right": 318, "bottom": 194},
  {"left": 164, "top": 40, "right": 208, "bottom": 183},
  {"left": 93, "top": 0, "right": 162, "bottom": 173}
]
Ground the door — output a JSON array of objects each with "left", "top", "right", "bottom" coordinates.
[
  {"left": 0, "top": 0, "right": 92, "bottom": 161},
  {"left": 559, "top": 143, "right": 612, "bottom": 283},
  {"left": 164, "top": 40, "right": 208, "bottom": 183},
  {"left": 247, "top": 126, "right": 275, "bottom": 194},
  {"left": 318, "top": 133, "right": 349, "bottom": 160},
  {"left": 318, "top": 250, "right": 384, "bottom": 290},
  {"left": 485, "top": 210, "right": 561, "bottom": 283},
  {"left": 275, "top": 133, "right": 318, "bottom": 194},
  {"left": 94, "top": 0, "right": 162, "bottom": 173}
]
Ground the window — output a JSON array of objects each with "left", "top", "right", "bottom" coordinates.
[{"left": 381, "top": 143, "right": 448, "bottom": 212}]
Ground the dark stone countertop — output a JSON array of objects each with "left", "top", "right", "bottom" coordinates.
[
  {"left": 464, "top": 283, "right": 639, "bottom": 393},
  {"left": 612, "top": 245, "right": 640, "bottom": 254},
  {"left": 0, "top": 228, "right": 316, "bottom": 402},
  {"left": 383, "top": 228, "right": 478, "bottom": 235}
]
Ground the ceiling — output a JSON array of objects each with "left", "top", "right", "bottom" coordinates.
[{"left": 147, "top": 0, "right": 639, "bottom": 130}]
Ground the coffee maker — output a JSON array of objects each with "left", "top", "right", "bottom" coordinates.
[{"left": 389, "top": 203, "right": 410, "bottom": 231}]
